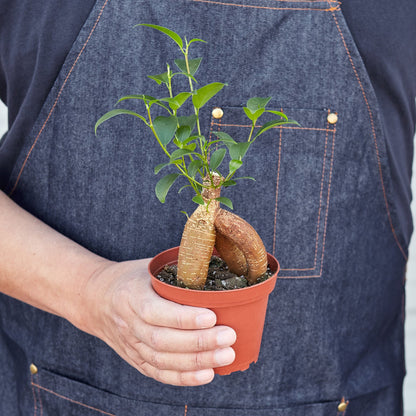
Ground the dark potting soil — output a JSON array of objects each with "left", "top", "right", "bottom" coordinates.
[{"left": 156, "top": 256, "right": 273, "bottom": 291}]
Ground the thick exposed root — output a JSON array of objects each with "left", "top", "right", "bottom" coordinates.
[
  {"left": 177, "top": 173, "right": 268, "bottom": 288},
  {"left": 177, "top": 202, "right": 218, "bottom": 289},
  {"left": 214, "top": 209, "right": 268, "bottom": 284},
  {"left": 177, "top": 174, "right": 222, "bottom": 289},
  {"left": 215, "top": 231, "right": 248, "bottom": 276}
]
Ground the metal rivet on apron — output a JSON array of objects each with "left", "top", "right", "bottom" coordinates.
[
  {"left": 327, "top": 112, "right": 338, "bottom": 124},
  {"left": 337, "top": 398, "right": 349, "bottom": 412},
  {"left": 29, "top": 363, "right": 38, "bottom": 375},
  {"left": 212, "top": 107, "right": 224, "bottom": 119}
]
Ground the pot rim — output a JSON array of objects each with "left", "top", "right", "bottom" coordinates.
[{"left": 149, "top": 246, "right": 280, "bottom": 307}]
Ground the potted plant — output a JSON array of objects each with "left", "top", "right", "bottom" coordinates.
[{"left": 95, "top": 24, "right": 297, "bottom": 375}]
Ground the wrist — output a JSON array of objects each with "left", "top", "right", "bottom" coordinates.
[{"left": 69, "top": 257, "right": 116, "bottom": 336}]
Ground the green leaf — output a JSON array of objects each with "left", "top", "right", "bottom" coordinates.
[
  {"left": 153, "top": 115, "right": 177, "bottom": 146},
  {"left": 254, "top": 119, "right": 299, "bottom": 139},
  {"left": 184, "top": 135, "right": 206, "bottom": 148},
  {"left": 178, "top": 115, "right": 197, "bottom": 132},
  {"left": 116, "top": 95, "right": 170, "bottom": 113},
  {"left": 222, "top": 180, "right": 236, "bottom": 187},
  {"left": 209, "top": 148, "right": 226, "bottom": 171},
  {"left": 234, "top": 176, "right": 256, "bottom": 181},
  {"left": 147, "top": 73, "right": 169, "bottom": 85},
  {"left": 160, "top": 92, "right": 192, "bottom": 111},
  {"left": 212, "top": 131, "right": 237, "bottom": 144},
  {"left": 170, "top": 148, "right": 194, "bottom": 161},
  {"left": 178, "top": 185, "right": 192, "bottom": 194},
  {"left": 246, "top": 96, "right": 272, "bottom": 113},
  {"left": 215, "top": 197, "right": 233, "bottom": 210},
  {"left": 183, "top": 143, "right": 197, "bottom": 152},
  {"left": 183, "top": 135, "right": 202, "bottom": 146},
  {"left": 137, "top": 24, "right": 183, "bottom": 49},
  {"left": 192, "top": 195, "right": 205, "bottom": 205},
  {"left": 173, "top": 92, "right": 192, "bottom": 109},
  {"left": 188, "top": 38, "right": 207, "bottom": 46},
  {"left": 266, "top": 110, "right": 288, "bottom": 121},
  {"left": 116, "top": 94, "right": 157, "bottom": 104},
  {"left": 95, "top": 109, "right": 147, "bottom": 135},
  {"left": 155, "top": 173, "right": 180, "bottom": 203},
  {"left": 154, "top": 162, "right": 170, "bottom": 174},
  {"left": 243, "top": 106, "right": 264, "bottom": 121},
  {"left": 172, "top": 71, "right": 198, "bottom": 84},
  {"left": 180, "top": 210, "right": 190, "bottom": 220},
  {"left": 174, "top": 58, "right": 203, "bottom": 76},
  {"left": 188, "top": 159, "right": 203, "bottom": 178},
  {"left": 229, "top": 159, "right": 243, "bottom": 174},
  {"left": 176, "top": 125, "right": 191, "bottom": 142},
  {"left": 226, "top": 142, "right": 251, "bottom": 161},
  {"left": 173, "top": 137, "right": 183, "bottom": 149},
  {"left": 192, "top": 82, "right": 227, "bottom": 110}
]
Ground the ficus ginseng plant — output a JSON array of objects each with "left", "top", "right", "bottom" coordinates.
[{"left": 95, "top": 24, "right": 298, "bottom": 289}]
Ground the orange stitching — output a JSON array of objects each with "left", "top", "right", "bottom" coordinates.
[
  {"left": 31, "top": 382, "right": 116, "bottom": 416},
  {"left": 208, "top": 116, "right": 215, "bottom": 143},
  {"left": 9, "top": 0, "right": 110, "bottom": 196},
  {"left": 189, "top": 0, "right": 339, "bottom": 12},
  {"left": 216, "top": 116, "right": 335, "bottom": 276},
  {"left": 272, "top": 124, "right": 283, "bottom": 256},
  {"left": 216, "top": 117, "right": 222, "bottom": 151},
  {"left": 329, "top": 10, "right": 407, "bottom": 261},
  {"left": 312, "top": 112, "right": 330, "bottom": 268},
  {"left": 31, "top": 374, "right": 38, "bottom": 416},
  {"left": 184, "top": 404, "right": 188, "bottom": 416},
  {"left": 212, "top": 122, "right": 334, "bottom": 133},
  {"left": 281, "top": 110, "right": 330, "bottom": 271},
  {"left": 279, "top": 274, "right": 321, "bottom": 278},
  {"left": 281, "top": 267, "right": 315, "bottom": 271},
  {"left": 280, "top": 127, "right": 336, "bottom": 278},
  {"left": 208, "top": 116, "right": 215, "bottom": 163},
  {"left": 318, "top": 126, "right": 336, "bottom": 277},
  {"left": 272, "top": 107, "right": 289, "bottom": 258},
  {"left": 36, "top": 374, "right": 44, "bottom": 416}
]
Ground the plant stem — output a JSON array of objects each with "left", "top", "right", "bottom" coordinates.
[
  {"left": 183, "top": 41, "right": 207, "bottom": 186},
  {"left": 247, "top": 120, "right": 256, "bottom": 142},
  {"left": 146, "top": 105, "right": 171, "bottom": 159},
  {"left": 167, "top": 64, "right": 173, "bottom": 99}
]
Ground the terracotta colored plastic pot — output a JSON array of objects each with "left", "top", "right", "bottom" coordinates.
[{"left": 148, "top": 246, "right": 280, "bottom": 376}]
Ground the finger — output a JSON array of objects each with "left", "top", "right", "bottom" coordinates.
[
  {"left": 136, "top": 322, "right": 237, "bottom": 353},
  {"left": 140, "top": 363, "right": 215, "bottom": 387},
  {"left": 137, "top": 293, "right": 217, "bottom": 330},
  {"left": 135, "top": 341, "right": 236, "bottom": 371},
  {"left": 122, "top": 344, "right": 216, "bottom": 386}
]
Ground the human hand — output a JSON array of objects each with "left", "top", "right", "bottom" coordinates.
[{"left": 79, "top": 258, "right": 236, "bottom": 386}]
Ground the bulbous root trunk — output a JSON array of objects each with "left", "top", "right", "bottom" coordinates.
[
  {"left": 177, "top": 202, "right": 219, "bottom": 289},
  {"left": 214, "top": 230, "right": 248, "bottom": 277},
  {"left": 177, "top": 175, "right": 268, "bottom": 289},
  {"left": 214, "top": 209, "right": 268, "bottom": 285}
]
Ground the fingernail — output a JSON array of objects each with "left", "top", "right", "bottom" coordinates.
[
  {"left": 215, "top": 348, "right": 235, "bottom": 366},
  {"left": 194, "top": 369, "right": 214, "bottom": 383},
  {"left": 216, "top": 328, "right": 236, "bottom": 347},
  {"left": 196, "top": 313, "right": 216, "bottom": 328}
]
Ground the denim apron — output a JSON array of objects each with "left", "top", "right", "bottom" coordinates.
[{"left": 0, "top": 0, "right": 407, "bottom": 414}]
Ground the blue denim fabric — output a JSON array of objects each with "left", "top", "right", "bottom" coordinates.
[{"left": 0, "top": 0, "right": 407, "bottom": 414}]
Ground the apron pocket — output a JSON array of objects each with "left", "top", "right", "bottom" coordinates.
[
  {"left": 30, "top": 365, "right": 351, "bottom": 415},
  {"left": 206, "top": 105, "right": 336, "bottom": 278},
  {"left": 30, "top": 367, "right": 188, "bottom": 416}
]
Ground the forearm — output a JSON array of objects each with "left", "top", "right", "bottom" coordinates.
[
  {"left": 0, "top": 190, "right": 110, "bottom": 328},
  {"left": 0, "top": 190, "right": 236, "bottom": 386}
]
